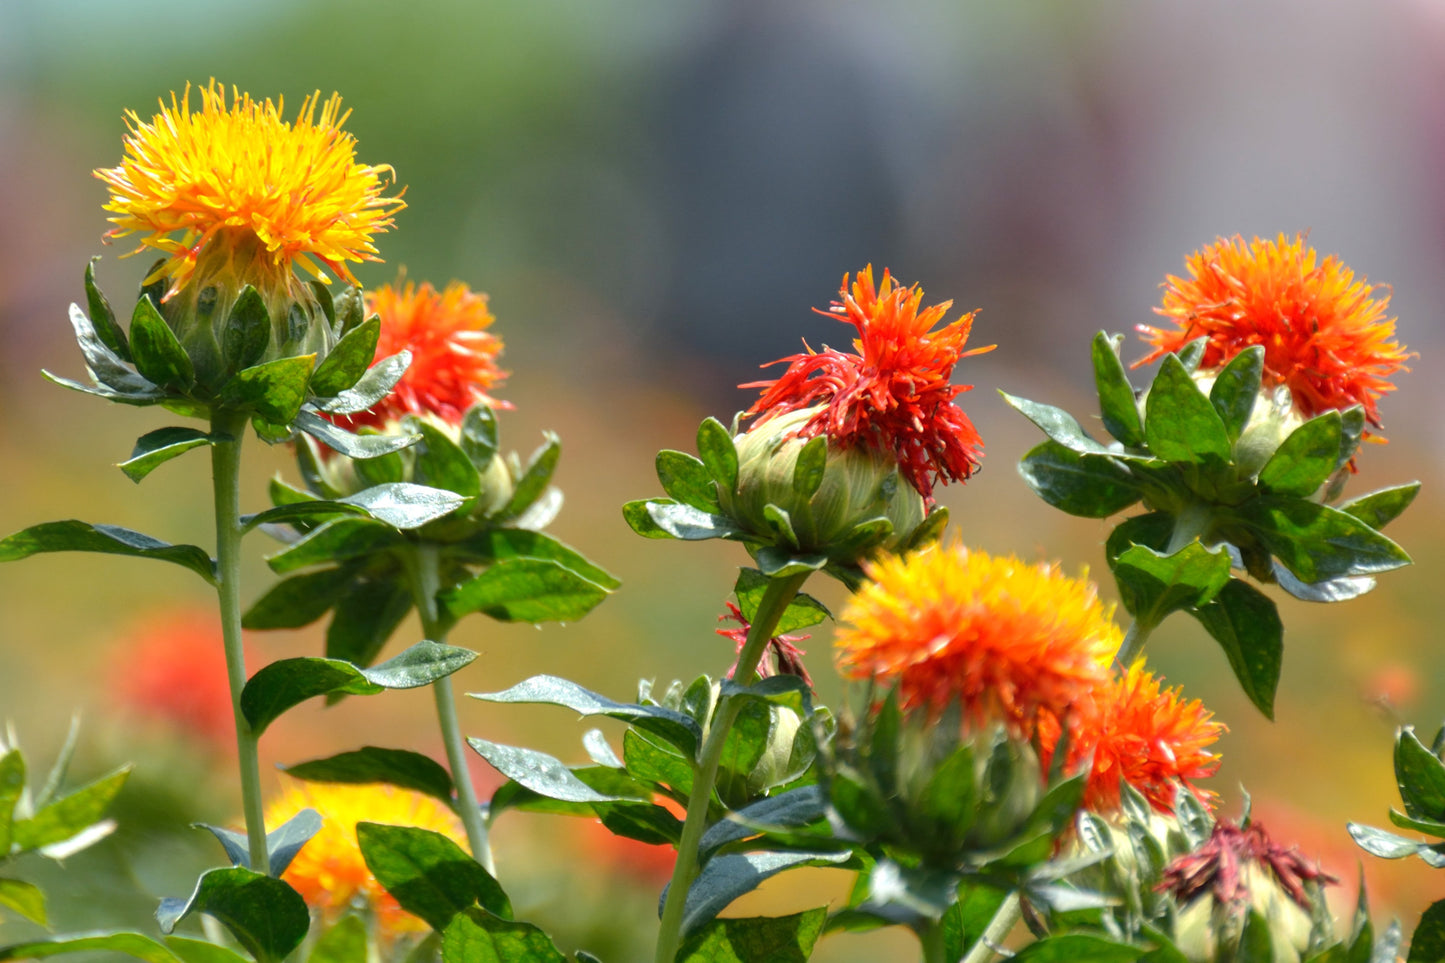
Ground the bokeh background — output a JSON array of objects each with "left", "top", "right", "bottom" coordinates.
[{"left": 2, "top": 0, "right": 1445, "bottom": 958}]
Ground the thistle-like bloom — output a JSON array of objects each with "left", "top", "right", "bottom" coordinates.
[
  {"left": 345, "top": 279, "right": 509, "bottom": 430},
  {"left": 264, "top": 781, "right": 466, "bottom": 935},
  {"left": 743, "top": 266, "right": 994, "bottom": 500},
  {"left": 1159, "top": 820, "right": 1338, "bottom": 910},
  {"left": 834, "top": 543, "right": 1120, "bottom": 733},
  {"left": 1044, "top": 662, "right": 1224, "bottom": 813},
  {"left": 717, "top": 601, "right": 813, "bottom": 688},
  {"left": 95, "top": 81, "right": 404, "bottom": 300},
  {"left": 1137, "top": 234, "right": 1409, "bottom": 430}
]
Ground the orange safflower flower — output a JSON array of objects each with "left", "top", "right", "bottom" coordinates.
[
  {"left": 834, "top": 543, "right": 1119, "bottom": 734},
  {"left": 743, "top": 266, "right": 994, "bottom": 500},
  {"left": 1042, "top": 662, "right": 1223, "bottom": 813},
  {"left": 345, "top": 279, "right": 509, "bottom": 430},
  {"left": 264, "top": 781, "right": 466, "bottom": 936},
  {"left": 1137, "top": 234, "right": 1409, "bottom": 431},
  {"left": 95, "top": 81, "right": 404, "bottom": 300}
]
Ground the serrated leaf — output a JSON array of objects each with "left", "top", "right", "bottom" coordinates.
[
  {"left": 414, "top": 420, "right": 482, "bottom": 498},
  {"left": 1112, "top": 541, "right": 1231, "bottom": 624},
  {"left": 13, "top": 766, "right": 129, "bottom": 851},
  {"left": 733, "top": 568, "right": 829, "bottom": 633},
  {"left": 697, "top": 417, "right": 740, "bottom": 491},
  {"left": 468, "top": 738, "right": 640, "bottom": 804},
  {"left": 1341, "top": 483, "right": 1421, "bottom": 530},
  {"left": 310, "top": 315, "right": 379, "bottom": 396},
  {"left": 1000, "top": 392, "right": 1116, "bottom": 456},
  {"left": 472, "top": 675, "right": 700, "bottom": 757},
  {"left": 265, "top": 516, "right": 403, "bottom": 574},
  {"left": 1260, "top": 412, "right": 1343, "bottom": 496},
  {"left": 677, "top": 908, "right": 826, "bottom": 963},
  {"left": 130, "top": 295, "right": 194, "bottom": 388},
  {"left": 1144, "top": 355, "right": 1232, "bottom": 465},
  {"left": 657, "top": 450, "right": 721, "bottom": 511},
  {"left": 440, "top": 907, "right": 565, "bottom": 963},
  {"left": 1092, "top": 332, "right": 1144, "bottom": 446},
  {"left": 1208, "top": 345, "right": 1264, "bottom": 442},
  {"left": 221, "top": 286, "right": 270, "bottom": 372},
  {"left": 0, "top": 520, "right": 215, "bottom": 583},
  {"left": 285, "top": 747, "right": 454, "bottom": 804},
  {"left": 295, "top": 408, "right": 420, "bottom": 458},
  {"left": 444, "top": 557, "right": 611, "bottom": 624},
  {"left": 0, "top": 932, "right": 183, "bottom": 963},
  {"left": 456, "top": 529, "right": 620, "bottom": 591},
  {"left": 357, "top": 823, "right": 510, "bottom": 931},
  {"left": 1232, "top": 497, "right": 1411, "bottom": 583},
  {"left": 157, "top": 867, "right": 309, "bottom": 963},
  {"left": 670, "top": 851, "right": 851, "bottom": 938},
  {"left": 314, "top": 350, "right": 412, "bottom": 415},
  {"left": 1190, "top": 579, "right": 1282, "bottom": 719},
  {"left": 220, "top": 355, "right": 316, "bottom": 424},
  {"left": 1018, "top": 441, "right": 1143, "bottom": 518},
  {"left": 119, "top": 427, "right": 215, "bottom": 483}
]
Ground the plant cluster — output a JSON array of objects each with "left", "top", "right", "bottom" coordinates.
[{"left": 0, "top": 82, "right": 1437, "bottom": 963}]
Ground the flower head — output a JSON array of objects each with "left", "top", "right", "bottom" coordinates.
[
  {"left": 743, "top": 266, "right": 993, "bottom": 500},
  {"left": 1137, "top": 235, "right": 1409, "bottom": 431},
  {"left": 717, "top": 601, "right": 813, "bottom": 688},
  {"left": 110, "top": 610, "right": 234, "bottom": 751},
  {"left": 345, "top": 279, "right": 508, "bottom": 430},
  {"left": 834, "top": 543, "right": 1120, "bottom": 733},
  {"left": 1044, "top": 661, "right": 1224, "bottom": 813},
  {"left": 264, "top": 781, "right": 466, "bottom": 936},
  {"left": 1159, "top": 819, "right": 1338, "bottom": 911},
  {"left": 96, "top": 81, "right": 404, "bottom": 300}
]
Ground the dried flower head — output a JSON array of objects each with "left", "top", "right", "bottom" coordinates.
[
  {"left": 834, "top": 542, "right": 1119, "bottom": 733},
  {"left": 1159, "top": 819, "right": 1338, "bottom": 911},
  {"left": 1137, "top": 234, "right": 1409, "bottom": 431},
  {"left": 743, "top": 266, "right": 993, "bottom": 500},
  {"left": 96, "top": 81, "right": 404, "bottom": 300},
  {"left": 264, "top": 781, "right": 466, "bottom": 935},
  {"left": 717, "top": 601, "right": 813, "bottom": 688},
  {"left": 346, "top": 279, "right": 508, "bottom": 430}
]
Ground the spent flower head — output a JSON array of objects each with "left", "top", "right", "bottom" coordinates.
[
  {"left": 743, "top": 266, "right": 993, "bottom": 500},
  {"left": 717, "top": 601, "right": 812, "bottom": 688}
]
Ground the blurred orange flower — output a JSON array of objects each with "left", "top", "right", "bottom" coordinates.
[
  {"left": 743, "top": 266, "right": 993, "bottom": 500},
  {"left": 834, "top": 543, "right": 1119, "bottom": 734},
  {"left": 95, "top": 80, "right": 403, "bottom": 299},
  {"left": 111, "top": 610, "right": 233, "bottom": 751},
  {"left": 264, "top": 780, "right": 466, "bottom": 936},
  {"left": 345, "top": 279, "right": 509, "bottom": 430},
  {"left": 1137, "top": 234, "right": 1409, "bottom": 432}
]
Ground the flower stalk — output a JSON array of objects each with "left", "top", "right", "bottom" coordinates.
[
  {"left": 210, "top": 407, "right": 269, "bottom": 873},
  {"left": 654, "top": 571, "right": 811, "bottom": 963},
  {"left": 960, "top": 893, "right": 1021, "bottom": 963}
]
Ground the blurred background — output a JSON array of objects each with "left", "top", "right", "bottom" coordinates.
[{"left": 2, "top": 0, "right": 1445, "bottom": 957}]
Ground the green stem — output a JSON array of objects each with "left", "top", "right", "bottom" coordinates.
[
  {"left": 406, "top": 542, "right": 495, "bottom": 876},
  {"left": 653, "top": 571, "right": 810, "bottom": 963},
  {"left": 1115, "top": 504, "right": 1214, "bottom": 668},
  {"left": 916, "top": 919, "right": 948, "bottom": 963},
  {"left": 210, "top": 408, "right": 269, "bottom": 874},
  {"left": 960, "top": 892, "right": 1021, "bottom": 963}
]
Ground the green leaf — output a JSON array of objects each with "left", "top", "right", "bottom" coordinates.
[
  {"left": 443, "top": 557, "right": 612, "bottom": 624},
  {"left": 332, "top": 285, "right": 364, "bottom": 336},
  {"left": 456, "top": 529, "right": 620, "bottom": 591},
  {"left": 469, "top": 737, "right": 644, "bottom": 804},
  {"left": 942, "top": 881, "right": 1012, "bottom": 961},
  {"left": 647, "top": 502, "right": 748, "bottom": 540},
  {"left": 1092, "top": 332, "right": 1144, "bottom": 446},
  {"left": 1259, "top": 412, "right": 1343, "bottom": 496},
  {"left": 623, "top": 728, "right": 694, "bottom": 797},
  {"left": 1009, "top": 935, "right": 1145, "bottom": 962},
  {"left": 84, "top": 259, "right": 129, "bottom": 361},
  {"left": 42, "top": 369, "right": 164, "bottom": 406},
  {"left": 755, "top": 547, "right": 828, "bottom": 578},
  {"left": 12, "top": 765, "right": 128, "bottom": 851},
  {"left": 285, "top": 747, "right": 454, "bottom": 804},
  {"left": 697, "top": 417, "right": 740, "bottom": 491},
  {"left": 326, "top": 576, "right": 412, "bottom": 671},
  {"left": 440, "top": 907, "right": 565, "bottom": 963},
  {"left": 675, "top": 851, "right": 851, "bottom": 938},
  {"left": 221, "top": 286, "right": 270, "bottom": 373},
  {"left": 678, "top": 908, "right": 827, "bottom": 963},
  {"left": 307, "top": 916, "right": 366, "bottom": 963},
  {"left": 472, "top": 675, "right": 700, "bottom": 757},
  {"left": 1018, "top": 441, "right": 1143, "bottom": 518},
  {"left": 414, "top": 421, "right": 483, "bottom": 499},
  {"left": 0, "top": 520, "right": 215, "bottom": 584},
  {"left": 295, "top": 409, "right": 421, "bottom": 458},
  {"left": 460, "top": 404, "right": 500, "bottom": 464},
  {"left": 59, "top": 303, "right": 155, "bottom": 395},
  {"left": 1175, "top": 336, "right": 1209, "bottom": 372},
  {"left": 243, "top": 642, "right": 477, "bottom": 734},
  {"left": 1347, "top": 822, "right": 1423, "bottom": 859},
  {"left": 265, "top": 516, "right": 403, "bottom": 574},
  {"left": 1112, "top": 541, "right": 1231, "bottom": 624},
  {"left": 343, "top": 482, "right": 466, "bottom": 529},
  {"left": 0, "top": 877, "right": 46, "bottom": 925},
  {"left": 1408, "top": 900, "right": 1445, "bottom": 963},
  {"left": 699, "top": 785, "right": 826, "bottom": 857},
  {"left": 310, "top": 315, "right": 380, "bottom": 396},
  {"left": 240, "top": 500, "right": 367, "bottom": 533},
  {"left": 1397, "top": 728, "right": 1445, "bottom": 823},
  {"left": 163, "top": 937, "right": 250, "bottom": 963},
  {"left": 657, "top": 450, "right": 721, "bottom": 512},
  {"left": 734, "top": 568, "right": 829, "bottom": 633},
  {"left": 1231, "top": 497, "right": 1411, "bottom": 582},
  {"left": 792, "top": 435, "right": 829, "bottom": 499},
  {"left": 1208, "top": 345, "right": 1264, "bottom": 441},
  {"left": 1144, "top": 355, "right": 1232, "bottom": 465},
  {"left": 119, "top": 427, "right": 215, "bottom": 482},
  {"left": 489, "top": 765, "right": 656, "bottom": 818},
  {"left": 220, "top": 355, "right": 316, "bottom": 424},
  {"left": 500, "top": 434, "right": 561, "bottom": 519},
  {"left": 357, "top": 823, "right": 511, "bottom": 930},
  {"left": 242, "top": 567, "right": 356, "bottom": 630},
  {"left": 313, "top": 350, "right": 411, "bottom": 415},
  {"left": 1341, "top": 483, "right": 1421, "bottom": 530},
  {"left": 1190, "top": 579, "right": 1283, "bottom": 718},
  {"left": 593, "top": 799, "right": 684, "bottom": 845},
  {"left": 196, "top": 809, "right": 321, "bottom": 875},
  {"left": 0, "top": 751, "right": 19, "bottom": 854},
  {"left": 1388, "top": 807, "right": 1445, "bottom": 838},
  {"left": 1273, "top": 564, "right": 1375, "bottom": 604},
  {"left": 0, "top": 932, "right": 183, "bottom": 963},
  {"left": 157, "top": 867, "right": 309, "bottom": 963},
  {"left": 716, "top": 700, "right": 773, "bottom": 788},
  {"left": 624, "top": 498, "right": 676, "bottom": 539},
  {"left": 130, "top": 295, "right": 195, "bottom": 388},
  {"left": 1000, "top": 391, "right": 1116, "bottom": 456}
]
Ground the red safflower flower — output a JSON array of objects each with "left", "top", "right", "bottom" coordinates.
[
  {"left": 1136, "top": 234, "right": 1410, "bottom": 432},
  {"left": 110, "top": 610, "right": 234, "bottom": 751},
  {"left": 742, "top": 266, "right": 994, "bottom": 500},
  {"left": 717, "top": 601, "right": 813, "bottom": 689},
  {"left": 346, "top": 279, "right": 508, "bottom": 431},
  {"left": 1158, "top": 819, "right": 1338, "bottom": 910}
]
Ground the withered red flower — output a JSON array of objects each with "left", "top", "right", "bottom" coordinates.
[
  {"left": 1158, "top": 819, "right": 1338, "bottom": 910},
  {"left": 718, "top": 601, "right": 813, "bottom": 688}
]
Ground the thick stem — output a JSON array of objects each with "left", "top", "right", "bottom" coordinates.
[
  {"left": 960, "top": 892, "right": 1021, "bottom": 963},
  {"left": 916, "top": 919, "right": 948, "bottom": 963},
  {"left": 1115, "top": 504, "right": 1215, "bottom": 668},
  {"left": 653, "top": 571, "right": 810, "bottom": 963},
  {"left": 406, "top": 543, "right": 495, "bottom": 876},
  {"left": 210, "top": 409, "right": 269, "bottom": 874}
]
